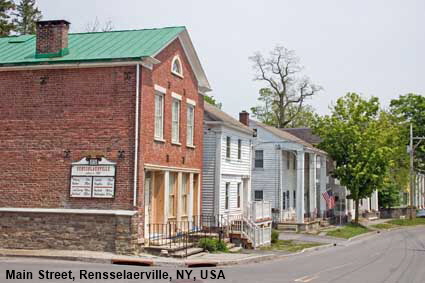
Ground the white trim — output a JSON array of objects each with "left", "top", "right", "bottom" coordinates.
[
  {"left": 154, "top": 92, "right": 165, "bottom": 140},
  {"left": 186, "top": 98, "right": 196, "bottom": 106},
  {"left": 171, "top": 55, "right": 184, "bottom": 78},
  {"left": 144, "top": 164, "right": 200, "bottom": 173},
  {"left": 0, "top": 61, "right": 144, "bottom": 72},
  {"left": 171, "top": 92, "right": 182, "bottom": 100},
  {"left": 154, "top": 84, "right": 167, "bottom": 94},
  {"left": 133, "top": 64, "right": 140, "bottom": 207},
  {"left": 171, "top": 98, "right": 181, "bottom": 143},
  {"left": 0, "top": 207, "right": 137, "bottom": 216}
]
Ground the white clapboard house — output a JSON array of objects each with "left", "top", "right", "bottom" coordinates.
[{"left": 202, "top": 104, "right": 272, "bottom": 247}]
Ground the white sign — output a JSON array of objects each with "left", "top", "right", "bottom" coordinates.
[
  {"left": 70, "top": 176, "right": 93, "bottom": 198},
  {"left": 92, "top": 177, "right": 115, "bottom": 198},
  {"left": 70, "top": 157, "right": 116, "bottom": 199}
]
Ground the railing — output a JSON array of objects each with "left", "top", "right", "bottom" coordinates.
[{"left": 250, "top": 201, "right": 272, "bottom": 222}]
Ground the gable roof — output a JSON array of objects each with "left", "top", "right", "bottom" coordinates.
[
  {"left": 250, "top": 120, "right": 326, "bottom": 155},
  {"left": 281, "top": 128, "right": 322, "bottom": 145},
  {"left": 204, "top": 103, "right": 253, "bottom": 135},
  {"left": 0, "top": 26, "right": 211, "bottom": 90}
]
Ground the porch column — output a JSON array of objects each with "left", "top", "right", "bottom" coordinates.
[
  {"left": 176, "top": 172, "right": 183, "bottom": 221},
  {"left": 163, "top": 171, "right": 170, "bottom": 223},
  {"left": 197, "top": 173, "right": 201, "bottom": 217},
  {"left": 319, "top": 156, "right": 327, "bottom": 216},
  {"left": 188, "top": 173, "right": 194, "bottom": 222},
  {"left": 296, "top": 150, "right": 305, "bottom": 223},
  {"left": 309, "top": 153, "right": 317, "bottom": 216}
]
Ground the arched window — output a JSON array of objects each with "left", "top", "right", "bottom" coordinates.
[{"left": 171, "top": 55, "right": 183, "bottom": 77}]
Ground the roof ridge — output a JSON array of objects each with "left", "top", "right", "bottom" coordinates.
[
  {"left": 70, "top": 26, "right": 186, "bottom": 36},
  {"left": 0, "top": 26, "right": 186, "bottom": 38}
]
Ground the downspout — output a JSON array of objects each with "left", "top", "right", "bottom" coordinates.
[{"left": 133, "top": 64, "right": 140, "bottom": 207}]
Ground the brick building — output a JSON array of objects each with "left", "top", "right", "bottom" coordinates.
[{"left": 0, "top": 20, "right": 210, "bottom": 254}]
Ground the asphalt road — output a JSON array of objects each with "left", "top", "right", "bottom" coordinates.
[{"left": 1, "top": 226, "right": 424, "bottom": 283}]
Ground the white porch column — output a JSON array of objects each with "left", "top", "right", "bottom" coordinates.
[
  {"left": 176, "top": 172, "right": 183, "bottom": 221},
  {"left": 319, "top": 156, "right": 327, "bottom": 216},
  {"left": 296, "top": 151, "right": 305, "bottom": 223},
  {"left": 188, "top": 173, "right": 194, "bottom": 225},
  {"left": 309, "top": 153, "right": 317, "bottom": 216},
  {"left": 371, "top": 190, "right": 379, "bottom": 211},
  {"left": 163, "top": 171, "right": 170, "bottom": 223},
  {"left": 420, "top": 175, "right": 424, "bottom": 209}
]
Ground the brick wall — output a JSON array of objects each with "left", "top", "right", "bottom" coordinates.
[{"left": 0, "top": 66, "right": 136, "bottom": 209}]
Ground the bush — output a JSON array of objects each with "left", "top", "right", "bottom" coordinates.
[
  {"left": 198, "top": 237, "right": 228, "bottom": 252},
  {"left": 271, "top": 229, "right": 279, "bottom": 244}
]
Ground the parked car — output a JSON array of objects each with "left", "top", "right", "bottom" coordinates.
[{"left": 416, "top": 210, "right": 425, "bottom": 218}]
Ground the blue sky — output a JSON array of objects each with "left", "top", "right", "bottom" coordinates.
[{"left": 37, "top": 0, "right": 425, "bottom": 116}]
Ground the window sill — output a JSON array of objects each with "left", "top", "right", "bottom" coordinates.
[
  {"left": 171, "top": 71, "right": 184, "bottom": 79},
  {"left": 186, "top": 144, "right": 196, "bottom": 149},
  {"left": 171, "top": 141, "right": 181, "bottom": 146},
  {"left": 154, "top": 137, "right": 166, "bottom": 143}
]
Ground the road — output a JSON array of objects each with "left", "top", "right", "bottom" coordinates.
[{"left": 1, "top": 226, "right": 424, "bottom": 283}]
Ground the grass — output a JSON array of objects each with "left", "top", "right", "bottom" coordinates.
[
  {"left": 387, "top": 218, "right": 425, "bottom": 226},
  {"left": 260, "top": 240, "right": 323, "bottom": 253},
  {"left": 370, "top": 223, "right": 398, "bottom": 230},
  {"left": 325, "top": 223, "right": 370, "bottom": 239}
]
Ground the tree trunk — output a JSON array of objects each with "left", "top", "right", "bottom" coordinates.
[{"left": 354, "top": 199, "right": 359, "bottom": 224}]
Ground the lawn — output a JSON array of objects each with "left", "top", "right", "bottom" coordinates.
[
  {"left": 260, "top": 240, "right": 323, "bottom": 253},
  {"left": 370, "top": 223, "right": 398, "bottom": 230},
  {"left": 387, "top": 218, "right": 425, "bottom": 226},
  {"left": 325, "top": 223, "right": 370, "bottom": 239}
]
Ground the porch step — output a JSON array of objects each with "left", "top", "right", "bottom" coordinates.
[
  {"left": 229, "top": 246, "right": 243, "bottom": 253},
  {"left": 277, "top": 223, "right": 298, "bottom": 232},
  {"left": 171, "top": 247, "right": 204, "bottom": 258}
]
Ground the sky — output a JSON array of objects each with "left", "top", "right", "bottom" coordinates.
[{"left": 37, "top": 0, "right": 425, "bottom": 117}]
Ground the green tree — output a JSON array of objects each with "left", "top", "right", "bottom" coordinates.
[
  {"left": 250, "top": 45, "right": 321, "bottom": 128},
  {"left": 204, "top": 95, "right": 222, "bottom": 109},
  {"left": 0, "top": 0, "right": 15, "bottom": 36},
  {"left": 12, "top": 0, "right": 42, "bottom": 35},
  {"left": 390, "top": 93, "right": 425, "bottom": 171},
  {"left": 314, "top": 93, "right": 394, "bottom": 223}
]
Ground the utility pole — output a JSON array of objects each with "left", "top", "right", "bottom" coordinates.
[{"left": 409, "top": 123, "right": 425, "bottom": 219}]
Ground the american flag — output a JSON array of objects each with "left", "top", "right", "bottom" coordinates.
[{"left": 322, "top": 190, "right": 335, "bottom": 209}]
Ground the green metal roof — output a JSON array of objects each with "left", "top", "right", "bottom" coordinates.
[{"left": 0, "top": 26, "right": 186, "bottom": 66}]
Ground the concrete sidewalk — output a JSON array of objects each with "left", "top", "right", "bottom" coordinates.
[{"left": 0, "top": 248, "right": 278, "bottom": 267}]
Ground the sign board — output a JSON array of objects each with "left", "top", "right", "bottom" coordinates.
[{"left": 70, "top": 157, "right": 116, "bottom": 198}]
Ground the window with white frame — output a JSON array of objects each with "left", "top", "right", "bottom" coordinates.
[
  {"left": 254, "top": 190, "right": 263, "bottom": 201},
  {"left": 171, "top": 55, "right": 183, "bottom": 77},
  {"left": 154, "top": 92, "right": 164, "bottom": 140},
  {"left": 237, "top": 183, "right": 241, "bottom": 208},
  {"left": 237, "top": 139, "right": 242, "bottom": 160},
  {"left": 181, "top": 173, "right": 189, "bottom": 215},
  {"left": 226, "top": 137, "right": 231, "bottom": 158},
  {"left": 169, "top": 172, "right": 177, "bottom": 217},
  {"left": 254, "top": 150, "right": 264, "bottom": 168},
  {"left": 225, "top": 183, "right": 230, "bottom": 210},
  {"left": 187, "top": 104, "right": 195, "bottom": 146},
  {"left": 171, "top": 98, "right": 180, "bottom": 143}
]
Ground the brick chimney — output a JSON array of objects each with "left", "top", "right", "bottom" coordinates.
[
  {"left": 239, "top": 110, "right": 250, "bottom": 126},
  {"left": 36, "top": 20, "right": 70, "bottom": 58}
]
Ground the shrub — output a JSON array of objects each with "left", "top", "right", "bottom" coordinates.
[
  {"left": 198, "top": 237, "right": 228, "bottom": 252},
  {"left": 271, "top": 229, "right": 279, "bottom": 244}
]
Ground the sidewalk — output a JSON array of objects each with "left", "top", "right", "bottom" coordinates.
[{"left": 0, "top": 248, "right": 277, "bottom": 267}]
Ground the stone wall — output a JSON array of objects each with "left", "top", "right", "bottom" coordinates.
[{"left": 0, "top": 212, "right": 138, "bottom": 255}]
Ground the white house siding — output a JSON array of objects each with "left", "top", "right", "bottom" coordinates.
[
  {"left": 202, "top": 124, "right": 253, "bottom": 218},
  {"left": 202, "top": 126, "right": 219, "bottom": 216},
  {"left": 219, "top": 127, "right": 252, "bottom": 217}
]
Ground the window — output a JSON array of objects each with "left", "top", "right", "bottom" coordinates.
[
  {"left": 293, "top": 191, "right": 296, "bottom": 208},
  {"left": 169, "top": 173, "right": 177, "bottom": 217},
  {"left": 226, "top": 137, "right": 231, "bottom": 158},
  {"left": 283, "top": 191, "right": 286, "bottom": 210},
  {"left": 254, "top": 190, "right": 263, "bottom": 201},
  {"left": 237, "top": 183, "right": 241, "bottom": 208},
  {"left": 171, "top": 99, "right": 180, "bottom": 143},
  {"left": 181, "top": 174, "right": 189, "bottom": 215},
  {"left": 187, "top": 105, "right": 195, "bottom": 146},
  {"left": 238, "top": 139, "right": 242, "bottom": 160},
  {"left": 171, "top": 55, "right": 183, "bottom": 77},
  {"left": 293, "top": 154, "right": 297, "bottom": 170},
  {"left": 154, "top": 93, "right": 164, "bottom": 140},
  {"left": 254, "top": 150, "right": 264, "bottom": 168},
  {"left": 286, "top": 190, "right": 290, "bottom": 209},
  {"left": 225, "top": 183, "right": 230, "bottom": 210}
]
